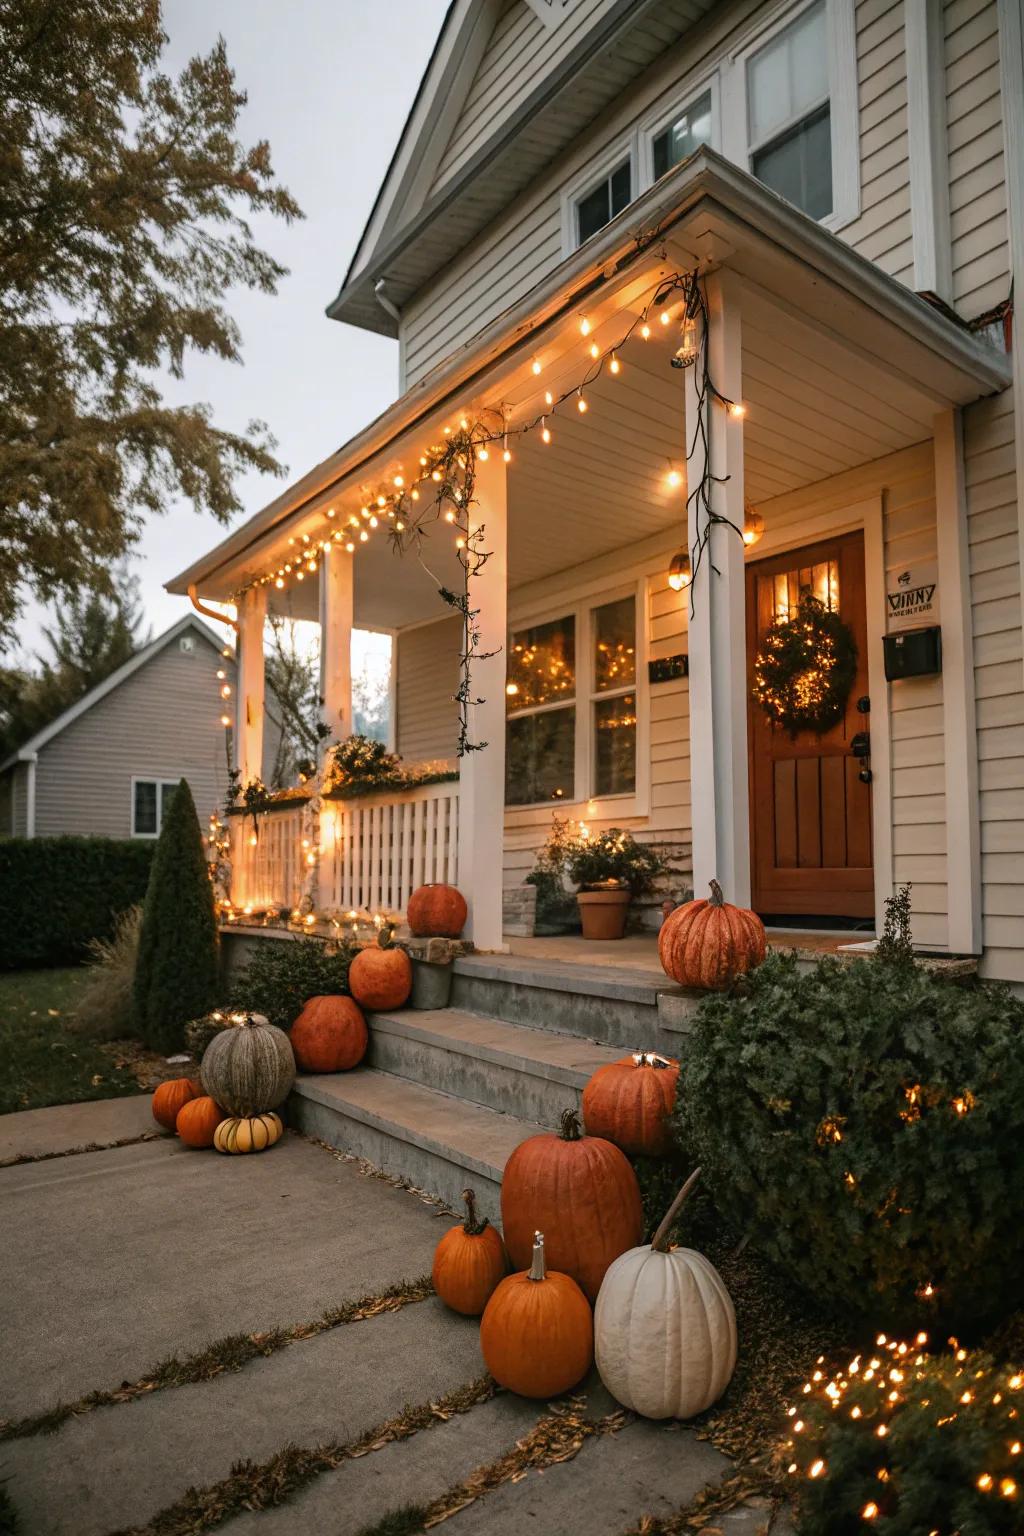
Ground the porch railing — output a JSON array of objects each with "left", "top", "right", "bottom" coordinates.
[{"left": 228, "top": 780, "right": 460, "bottom": 918}]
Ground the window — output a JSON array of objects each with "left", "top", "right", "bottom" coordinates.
[
  {"left": 505, "top": 593, "right": 640, "bottom": 808},
  {"left": 132, "top": 779, "right": 182, "bottom": 837},
  {"left": 574, "top": 158, "right": 632, "bottom": 246},
  {"left": 746, "top": 1, "right": 832, "bottom": 220},
  {"left": 652, "top": 90, "right": 713, "bottom": 180}
]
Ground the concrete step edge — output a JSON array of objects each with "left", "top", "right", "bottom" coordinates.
[
  {"left": 452, "top": 952, "right": 683, "bottom": 1006},
  {"left": 367, "top": 1009, "right": 622, "bottom": 1088}
]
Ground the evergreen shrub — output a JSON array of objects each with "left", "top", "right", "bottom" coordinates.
[
  {"left": 0, "top": 838, "right": 154, "bottom": 968},
  {"left": 229, "top": 937, "right": 355, "bottom": 1031},
  {"left": 677, "top": 950, "right": 1024, "bottom": 1330},
  {"left": 132, "top": 780, "right": 219, "bottom": 1052}
]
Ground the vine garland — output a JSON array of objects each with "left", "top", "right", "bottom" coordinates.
[{"left": 752, "top": 594, "right": 858, "bottom": 737}]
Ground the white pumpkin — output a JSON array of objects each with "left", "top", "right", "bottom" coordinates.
[{"left": 594, "top": 1168, "right": 737, "bottom": 1420}]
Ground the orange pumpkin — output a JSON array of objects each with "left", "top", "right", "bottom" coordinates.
[
  {"left": 480, "top": 1230, "right": 593, "bottom": 1399},
  {"left": 407, "top": 883, "right": 468, "bottom": 939},
  {"left": 658, "top": 879, "right": 766, "bottom": 991},
  {"left": 152, "top": 1077, "right": 202, "bottom": 1131},
  {"left": 432, "top": 1188, "right": 508, "bottom": 1316},
  {"left": 582, "top": 1052, "right": 680, "bottom": 1157},
  {"left": 290, "top": 995, "right": 367, "bottom": 1072},
  {"left": 176, "top": 1095, "right": 227, "bottom": 1148},
  {"left": 348, "top": 928, "right": 412, "bottom": 1011},
  {"left": 501, "top": 1108, "right": 642, "bottom": 1302}
]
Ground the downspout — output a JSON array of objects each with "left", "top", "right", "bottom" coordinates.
[
  {"left": 188, "top": 583, "right": 238, "bottom": 633},
  {"left": 24, "top": 753, "right": 37, "bottom": 839}
]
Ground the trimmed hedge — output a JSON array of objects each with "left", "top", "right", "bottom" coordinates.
[{"left": 0, "top": 837, "right": 155, "bottom": 969}]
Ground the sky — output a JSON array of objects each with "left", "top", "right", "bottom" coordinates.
[{"left": 14, "top": 0, "right": 449, "bottom": 668}]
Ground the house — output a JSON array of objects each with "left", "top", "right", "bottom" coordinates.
[
  {"left": 0, "top": 615, "right": 257, "bottom": 841},
  {"left": 170, "top": 0, "right": 1024, "bottom": 986}
]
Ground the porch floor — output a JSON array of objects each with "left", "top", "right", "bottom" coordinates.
[{"left": 505, "top": 928, "right": 872, "bottom": 972}]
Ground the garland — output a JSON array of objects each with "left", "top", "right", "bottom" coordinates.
[{"left": 752, "top": 595, "right": 858, "bottom": 737}]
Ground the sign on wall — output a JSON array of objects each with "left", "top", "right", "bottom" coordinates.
[{"left": 886, "top": 562, "right": 939, "bottom": 631}]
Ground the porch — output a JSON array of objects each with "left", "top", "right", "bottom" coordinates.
[{"left": 173, "top": 149, "right": 1009, "bottom": 959}]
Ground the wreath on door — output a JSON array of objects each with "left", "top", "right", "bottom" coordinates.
[{"left": 752, "top": 594, "right": 858, "bottom": 737}]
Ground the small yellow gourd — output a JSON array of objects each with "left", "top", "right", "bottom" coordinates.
[{"left": 213, "top": 1112, "right": 284, "bottom": 1154}]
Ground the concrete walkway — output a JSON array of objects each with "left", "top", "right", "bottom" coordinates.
[{"left": 0, "top": 1096, "right": 785, "bottom": 1536}]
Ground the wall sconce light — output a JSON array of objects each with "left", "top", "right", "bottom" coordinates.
[
  {"left": 668, "top": 551, "right": 692, "bottom": 591},
  {"left": 743, "top": 508, "right": 765, "bottom": 547}
]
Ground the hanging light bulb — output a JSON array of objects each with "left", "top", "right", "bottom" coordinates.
[
  {"left": 275, "top": 576, "right": 285, "bottom": 589},
  {"left": 589, "top": 341, "right": 600, "bottom": 359},
  {"left": 668, "top": 551, "right": 692, "bottom": 591},
  {"left": 577, "top": 389, "right": 588, "bottom": 413},
  {"left": 743, "top": 507, "right": 765, "bottom": 547},
  {"left": 674, "top": 312, "right": 698, "bottom": 366},
  {"left": 660, "top": 309, "right": 672, "bottom": 327},
  {"left": 503, "top": 432, "right": 512, "bottom": 463},
  {"left": 640, "top": 322, "right": 651, "bottom": 340},
  {"left": 393, "top": 474, "right": 404, "bottom": 487},
  {"left": 579, "top": 315, "right": 591, "bottom": 336},
  {"left": 478, "top": 445, "right": 489, "bottom": 460},
  {"left": 666, "top": 467, "right": 683, "bottom": 489},
  {"left": 728, "top": 401, "right": 747, "bottom": 418},
  {"left": 609, "top": 352, "right": 621, "bottom": 374},
  {"left": 545, "top": 390, "right": 554, "bottom": 406},
  {"left": 359, "top": 529, "right": 369, "bottom": 542},
  {"left": 531, "top": 356, "right": 542, "bottom": 375},
  {"left": 541, "top": 417, "right": 551, "bottom": 444}
]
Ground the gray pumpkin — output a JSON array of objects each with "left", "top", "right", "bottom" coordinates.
[{"left": 200, "top": 1012, "right": 295, "bottom": 1116}]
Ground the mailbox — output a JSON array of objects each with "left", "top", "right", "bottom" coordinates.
[{"left": 883, "top": 626, "right": 942, "bottom": 681}]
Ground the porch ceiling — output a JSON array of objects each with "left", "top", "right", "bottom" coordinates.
[{"left": 169, "top": 150, "right": 1010, "bottom": 625}]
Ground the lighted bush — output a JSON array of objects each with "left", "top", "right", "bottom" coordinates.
[
  {"left": 676, "top": 951, "right": 1024, "bottom": 1330},
  {"left": 229, "top": 936, "right": 355, "bottom": 1031},
  {"left": 788, "top": 1341, "right": 1024, "bottom": 1534}
]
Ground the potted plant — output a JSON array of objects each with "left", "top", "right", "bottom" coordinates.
[{"left": 565, "top": 829, "right": 665, "bottom": 941}]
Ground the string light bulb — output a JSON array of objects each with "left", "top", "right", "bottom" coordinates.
[
  {"left": 531, "top": 356, "right": 542, "bottom": 375},
  {"left": 666, "top": 467, "right": 683, "bottom": 489},
  {"left": 503, "top": 433, "right": 512, "bottom": 463},
  {"left": 609, "top": 352, "right": 621, "bottom": 374},
  {"left": 589, "top": 341, "right": 600, "bottom": 359},
  {"left": 541, "top": 417, "right": 551, "bottom": 444},
  {"left": 728, "top": 401, "right": 747, "bottom": 418},
  {"left": 579, "top": 315, "right": 591, "bottom": 336},
  {"left": 743, "top": 508, "right": 765, "bottom": 547},
  {"left": 640, "top": 322, "right": 651, "bottom": 340},
  {"left": 668, "top": 551, "right": 691, "bottom": 591},
  {"left": 577, "top": 389, "right": 588, "bottom": 413}
]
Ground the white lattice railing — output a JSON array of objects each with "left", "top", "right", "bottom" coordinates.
[
  {"left": 322, "top": 781, "right": 460, "bottom": 916},
  {"left": 229, "top": 803, "right": 306, "bottom": 912}
]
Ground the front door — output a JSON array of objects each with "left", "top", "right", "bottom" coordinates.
[{"left": 746, "top": 531, "right": 873, "bottom": 919}]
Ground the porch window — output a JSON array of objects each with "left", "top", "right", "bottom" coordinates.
[
  {"left": 652, "top": 90, "right": 713, "bottom": 180},
  {"left": 591, "top": 596, "right": 636, "bottom": 796},
  {"left": 505, "top": 615, "right": 576, "bottom": 804},
  {"left": 574, "top": 158, "right": 632, "bottom": 246},
  {"left": 132, "top": 779, "right": 181, "bottom": 838},
  {"left": 746, "top": 0, "right": 832, "bottom": 221}
]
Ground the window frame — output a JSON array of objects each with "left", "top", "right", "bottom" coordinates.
[
  {"left": 720, "top": 0, "right": 860, "bottom": 232},
  {"left": 504, "top": 582, "right": 649, "bottom": 817},
  {"left": 638, "top": 75, "right": 720, "bottom": 190},
  {"left": 560, "top": 132, "right": 638, "bottom": 253},
  {"left": 130, "top": 776, "right": 186, "bottom": 839}
]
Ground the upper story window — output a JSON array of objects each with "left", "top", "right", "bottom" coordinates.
[
  {"left": 132, "top": 778, "right": 181, "bottom": 838},
  {"left": 651, "top": 89, "right": 713, "bottom": 180},
  {"left": 746, "top": 0, "right": 832, "bottom": 220},
  {"left": 573, "top": 157, "right": 632, "bottom": 246}
]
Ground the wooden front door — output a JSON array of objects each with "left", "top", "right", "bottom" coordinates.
[{"left": 746, "top": 531, "right": 873, "bottom": 918}]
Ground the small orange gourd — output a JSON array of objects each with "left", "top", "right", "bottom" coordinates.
[
  {"left": 151, "top": 1077, "right": 202, "bottom": 1131},
  {"left": 480, "top": 1230, "right": 593, "bottom": 1399},
  {"left": 290, "top": 995, "right": 367, "bottom": 1072},
  {"left": 348, "top": 926, "right": 412, "bottom": 1012},
  {"left": 432, "top": 1188, "right": 508, "bottom": 1316},
  {"left": 176, "top": 1095, "right": 227, "bottom": 1148},
  {"left": 658, "top": 879, "right": 766, "bottom": 990}
]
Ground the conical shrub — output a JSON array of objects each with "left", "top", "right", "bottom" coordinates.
[{"left": 133, "top": 779, "right": 219, "bottom": 1053}]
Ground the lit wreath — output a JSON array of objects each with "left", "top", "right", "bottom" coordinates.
[{"left": 752, "top": 594, "right": 858, "bottom": 737}]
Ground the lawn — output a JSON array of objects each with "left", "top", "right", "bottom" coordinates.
[{"left": 0, "top": 968, "right": 141, "bottom": 1115}]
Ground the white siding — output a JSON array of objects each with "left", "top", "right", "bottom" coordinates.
[
  {"left": 839, "top": 0, "right": 913, "bottom": 285},
  {"left": 33, "top": 632, "right": 235, "bottom": 839},
  {"left": 964, "top": 386, "right": 1024, "bottom": 982},
  {"left": 395, "top": 616, "right": 462, "bottom": 765},
  {"left": 944, "top": 0, "right": 1011, "bottom": 317}
]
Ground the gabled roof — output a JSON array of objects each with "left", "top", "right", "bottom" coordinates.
[{"left": 0, "top": 614, "right": 231, "bottom": 773}]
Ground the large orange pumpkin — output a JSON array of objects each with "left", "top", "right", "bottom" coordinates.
[
  {"left": 501, "top": 1108, "right": 642, "bottom": 1302},
  {"left": 176, "top": 1095, "right": 227, "bottom": 1148},
  {"left": 432, "top": 1188, "right": 508, "bottom": 1316},
  {"left": 348, "top": 930, "right": 412, "bottom": 1011},
  {"left": 582, "top": 1052, "right": 680, "bottom": 1157},
  {"left": 480, "top": 1230, "right": 593, "bottom": 1399},
  {"left": 407, "top": 883, "right": 468, "bottom": 939},
  {"left": 290, "top": 995, "right": 367, "bottom": 1072},
  {"left": 658, "top": 879, "right": 766, "bottom": 990},
  {"left": 152, "top": 1077, "right": 202, "bottom": 1131}
]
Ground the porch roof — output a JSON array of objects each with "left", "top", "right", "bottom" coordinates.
[{"left": 168, "top": 148, "right": 1011, "bottom": 619}]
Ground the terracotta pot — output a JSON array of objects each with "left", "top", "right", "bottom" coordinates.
[{"left": 577, "top": 888, "right": 631, "bottom": 941}]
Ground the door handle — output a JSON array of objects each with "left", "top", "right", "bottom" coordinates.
[{"left": 850, "top": 732, "right": 870, "bottom": 758}]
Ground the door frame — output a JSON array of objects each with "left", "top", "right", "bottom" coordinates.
[{"left": 742, "top": 494, "right": 891, "bottom": 930}]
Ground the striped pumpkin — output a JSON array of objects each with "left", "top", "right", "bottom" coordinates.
[
  {"left": 214, "top": 1112, "right": 284, "bottom": 1155},
  {"left": 200, "top": 1012, "right": 295, "bottom": 1116}
]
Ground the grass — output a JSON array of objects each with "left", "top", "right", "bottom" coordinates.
[{"left": 0, "top": 969, "right": 140, "bottom": 1114}]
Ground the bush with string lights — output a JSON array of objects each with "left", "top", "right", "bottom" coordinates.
[
  {"left": 675, "top": 937, "right": 1024, "bottom": 1331},
  {"left": 786, "top": 1338, "right": 1023, "bottom": 1533}
]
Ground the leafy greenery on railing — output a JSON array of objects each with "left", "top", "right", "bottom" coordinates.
[{"left": 321, "top": 735, "right": 457, "bottom": 801}]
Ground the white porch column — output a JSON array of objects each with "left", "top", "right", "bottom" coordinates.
[
  {"left": 319, "top": 548, "right": 354, "bottom": 742},
  {"left": 457, "top": 449, "right": 508, "bottom": 951},
  {"left": 934, "top": 408, "right": 982, "bottom": 953},
  {"left": 684, "top": 270, "right": 751, "bottom": 907},
  {"left": 235, "top": 585, "right": 267, "bottom": 784}
]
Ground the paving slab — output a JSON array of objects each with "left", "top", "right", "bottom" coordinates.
[
  {"left": 4, "top": 1295, "right": 483, "bottom": 1536},
  {"left": 220, "top": 1391, "right": 543, "bottom": 1536},
  {"left": 0, "top": 1092, "right": 158, "bottom": 1163},
  {"left": 0, "top": 1131, "right": 450, "bottom": 1418}
]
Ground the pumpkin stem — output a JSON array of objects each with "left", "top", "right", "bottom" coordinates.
[
  {"left": 377, "top": 921, "right": 396, "bottom": 950},
  {"left": 461, "top": 1187, "right": 489, "bottom": 1236},
  {"left": 632, "top": 1050, "right": 671, "bottom": 1070},
  {"left": 708, "top": 879, "right": 725, "bottom": 907},
  {"left": 558, "top": 1107, "right": 583, "bottom": 1141},
  {"left": 651, "top": 1167, "right": 702, "bottom": 1253},
  {"left": 528, "top": 1231, "right": 547, "bottom": 1282}
]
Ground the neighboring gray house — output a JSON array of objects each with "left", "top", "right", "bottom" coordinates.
[{"left": 0, "top": 615, "right": 258, "bottom": 841}]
